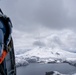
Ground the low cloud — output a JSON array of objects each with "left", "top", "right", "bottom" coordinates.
[{"left": 13, "top": 29, "right": 76, "bottom": 52}]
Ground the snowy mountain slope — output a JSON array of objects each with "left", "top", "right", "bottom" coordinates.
[
  {"left": 16, "top": 46, "right": 76, "bottom": 66},
  {"left": 17, "top": 47, "right": 76, "bottom": 60},
  {"left": 12, "top": 29, "right": 76, "bottom": 66},
  {"left": 45, "top": 71, "right": 76, "bottom": 75}
]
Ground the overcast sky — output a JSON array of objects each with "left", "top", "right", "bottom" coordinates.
[{"left": 0, "top": 0, "right": 76, "bottom": 33}]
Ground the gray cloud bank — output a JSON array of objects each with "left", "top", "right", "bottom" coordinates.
[{"left": 0, "top": 0, "right": 76, "bottom": 32}]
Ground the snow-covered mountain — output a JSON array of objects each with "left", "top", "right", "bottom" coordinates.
[
  {"left": 12, "top": 29, "right": 76, "bottom": 67},
  {"left": 45, "top": 71, "right": 76, "bottom": 75}
]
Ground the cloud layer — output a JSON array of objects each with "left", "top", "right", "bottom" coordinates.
[
  {"left": 1, "top": 0, "right": 76, "bottom": 52},
  {"left": 0, "top": 0, "right": 76, "bottom": 32}
]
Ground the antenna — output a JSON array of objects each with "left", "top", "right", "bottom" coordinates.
[{"left": 0, "top": 9, "right": 3, "bottom": 14}]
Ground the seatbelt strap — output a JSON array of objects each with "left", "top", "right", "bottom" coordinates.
[{"left": 0, "top": 50, "right": 7, "bottom": 64}]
